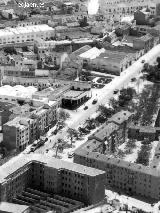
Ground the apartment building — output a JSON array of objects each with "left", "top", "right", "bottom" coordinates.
[
  {"left": 74, "top": 149, "right": 160, "bottom": 200},
  {"left": 0, "top": 25, "right": 55, "bottom": 46},
  {"left": 0, "top": 154, "right": 106, "bottom": 206},
  {"left": 2, "top": 98, "right": 58, "bottom": 150},
  {"left": 0, "top": 101, "right": 17, "bottom": 126},
  {"left": 3, "top": 117, "right": 30, "bottom": 151},
  {"left": 29, "top": 100, "right": 58, "bottom": 140},
  {"left": 74, "top": 110, "right": 160, "bottom": 201}
]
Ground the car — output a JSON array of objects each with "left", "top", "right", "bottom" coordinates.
[
  {"left": 113, "top": 89, "right": 119, "bottom": 94},
  {"left": 141, "top": 59, "right": 145, "bottom": 63},
  {"left": 68, "top": 151, "right": 74, "bottom": 158},
  {"left": 30, "top": 144, "right": 37, "bottom": 152},
  {"left": 52, "top": 129, "right": 58, "bottom": 135},
  {"left": 84, "top": 106, "right": 88, "bottom": 110},
  {"left": 36, "top": 139, "right": 45, "bottom": 148},
  {"left": 92, "top": 99, "right": 97, "bottom": 104},
  {"left": 131, "top": 77, "right": 136, "bottom": 82}
]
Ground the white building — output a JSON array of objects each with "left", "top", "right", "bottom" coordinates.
[
  {"left": 0, "top": 85, "right": 37, "bottom": 103},
  {"left": 0, "top": 24, "right": 55, "bottom": 45}
]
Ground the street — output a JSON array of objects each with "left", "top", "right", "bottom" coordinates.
[{"left": 33, "top": 44, "right": 160, "bottom": 156}]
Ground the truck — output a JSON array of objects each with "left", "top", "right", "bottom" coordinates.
[{"left": 30, "top": 139, "right": 46, "bottom": 152}]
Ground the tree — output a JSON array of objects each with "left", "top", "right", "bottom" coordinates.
[
  {"left": 55, "top": 119, "right": 65, "bottom": 131},
  {"left": 67, "top": 128, "right": 76, "bottom": 146},
  {"left": 4, "top": 47, "right": 17, "bottom": 55},
  {"left": 110, "top": 134, "right": 116, "bottom": 153},
  {"left": 102, "top": 142, "right": 107, "bottom": 154},
  {"left": 85, "top": 117, "right": 96, "bottom": 130},
  {"left": 157, "top": 57, "right": 160, "bottom": 68},
  {"left": 93, "top": 40, "right": 103, "bottom": 49},
  {"left": 109, "top": 98, "right": 119, "bottom": 111},
  {"left": 95, "top": 114, "right": 106, "bottom": 124},
  {"left": 98, "top": 104, "right": 114, "bottom": 119},
  {"left": 79, "top": 16, "right": 89, "bottom": 27},
  {"left": 80, "top": 70, "right": 91, "bottom": 81},
  {"left": 58, "top": 109, "right": 70, "bottom": 121},
  {"left": 72, "top": 129, "right": 80, "bottom": 140},
  {"left": 55, "top": 138, "right": 64, "bottom": 157}
]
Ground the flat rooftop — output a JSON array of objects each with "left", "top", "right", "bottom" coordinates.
[
  {"left": 0, "top": 154, "right": 105, "bottom": 183},
  {"left": 0, "top": 202, "right": 29, "bottom": 213},
  {"left": 63, "top": 90, "right": 86, "bottom": 99},
  {"left": 3, "top": 116, "right": 30, "bottom": 129},
  {"left": 75, "top": 147, "right": 160, "bottom": 177},
  {"left": 33, "top": 85, "right": 70, "bottom": 98},
  {"left": 108, "top": 110, "right": 134, "bottom": 125},
  {"left": 0, "top": 24, "right": 54, "bottom": 37}
]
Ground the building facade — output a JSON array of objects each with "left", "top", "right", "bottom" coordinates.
[
  {"left": 73, "top": 110, "right": 160, "bottom": 201},
  {"left": 98, "top": 0, "right": 157, "bottom": 21},
  {"left": 0, "top": 155, "right": 106, "bottom": 206},
  {"left": 0, "top": 25, "right": 55, "bottom": 46},
  {"left": 133, "top": 34, "right": 154, "bottom": 53},
  {"left": 2, "top": 99, "right": 58, "bottom": 151}
]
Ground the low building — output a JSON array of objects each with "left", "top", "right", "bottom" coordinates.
[
  {"left": 128, "top": 125, "right": 160, "bottom": 141},
  {"left": 79, "top": 47, "right": 135, "bottom": 75},
  {"left": 32, "top": 85, "right": 70, "bottom": 106},
  {"left": 0, "top": 202, "right": 30, "bottom": 213},
  {"left": 0, "top": 154, "right": 106, "bottom": 206},
  {"left": 104, "top": 43, "right": 145, "bottom": 61},
  {"left": 133, "top": 34, "right": 154, "bottom": 53},
  {"left": 0, "top": 85, "right": 37, "bottom": 104},
  {"left": 0, "top": 24, "right": 55, "bottom": 46},
  {"left": 87, "top": 110, "right": 133, "bottom": 152},
  {"left": 1, "top": 76, "right": 57, "bottom": 91},
  {"left": 62, "top": 90, "right": 90, "bottom": 109}
]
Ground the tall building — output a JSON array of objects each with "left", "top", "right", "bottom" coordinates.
[
  {"left": 3, "top": 117, "right": 30, "bottom": 151},
  {"left": 0, "top": 154, "right": 106, "bottom": 206},
  {"left": 2, "top": 99, "right": 58, "bottom": 151}
]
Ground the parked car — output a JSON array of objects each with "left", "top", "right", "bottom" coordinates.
[
  {"left": 84, "top": 106, "right": 88, "bottom": 110},
  {"left": 92, "top": 99, "right": 97, "bottom": 104},
  {"left": 30, "top": 143, "right": 38, "bottom": 152},
  {"left": 113, "top": 89, "right": 119, "bottom": 94},
  {"left": 52, "top": 129, "right": 58, "bottom": 135},
  {"left": 141, "top": 59, "right": 145, "bottom": 63},
  {"left": 131, "top": 77, "right": 136, "bottom": 82},
  {"left": 36, "top": 139, "right": 45, "bottom": 148},
  {"left": 68, "top": 151, "right": 74, "bottom": 158}
]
